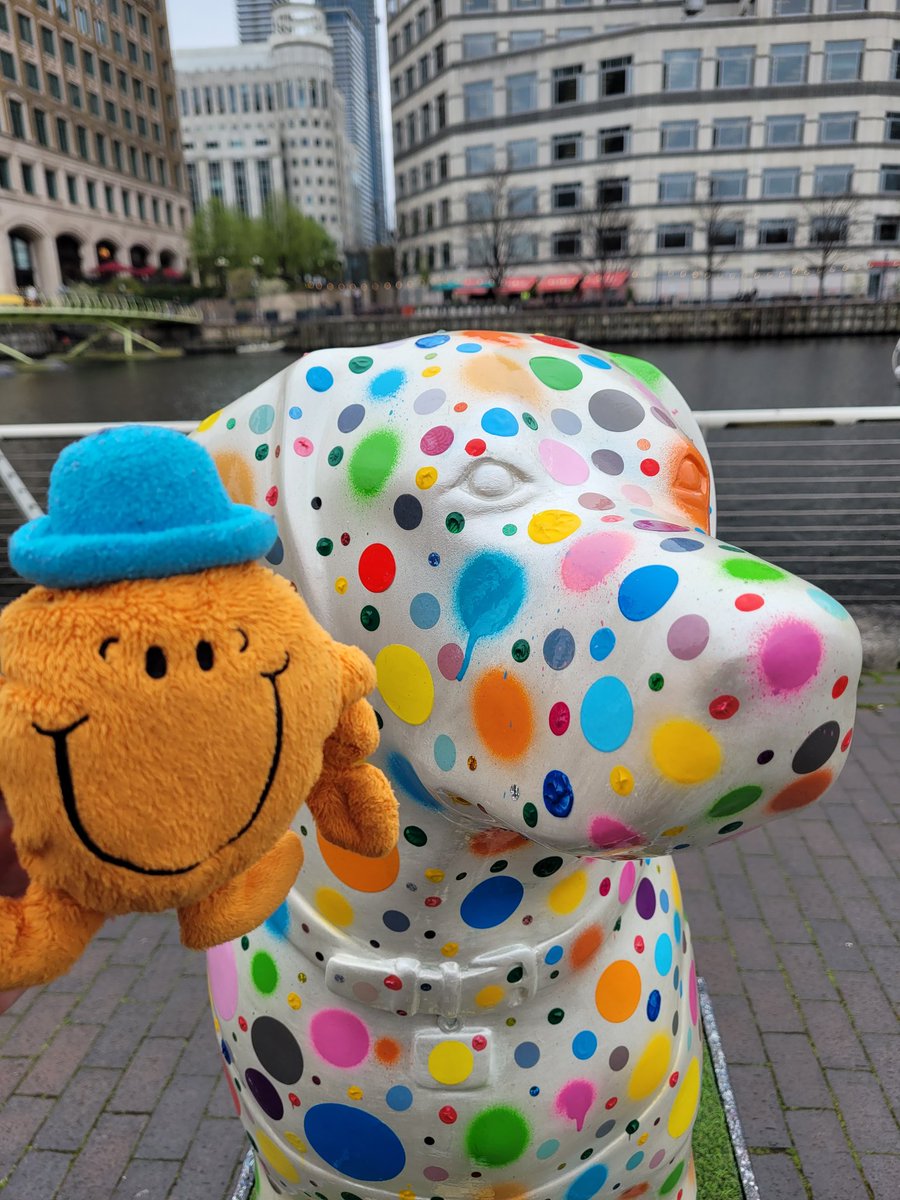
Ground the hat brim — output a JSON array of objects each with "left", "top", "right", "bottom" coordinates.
[{"left": 10, "top": 505, "right": 278, "bottom": 589}]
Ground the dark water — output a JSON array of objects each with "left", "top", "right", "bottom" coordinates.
[{"left": 0, "top": 337, "right": 898, "bottom": 424}]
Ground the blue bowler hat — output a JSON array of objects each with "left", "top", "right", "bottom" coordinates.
[{"left": 10, "top": 425, "right": 278, "bottom": 589}]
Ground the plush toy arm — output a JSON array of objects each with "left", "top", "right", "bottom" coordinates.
[
  {"left": 177, "top": 831, "right": 303, "bottom": 950},
  {"left": 306, "top": 763, "right": 399, "bottom": 859},
  {"left": 323, "top": 699, "right": 380, "bottom": 770},
  {"left": 0, "top": 884, "right": 105, "bottom": 990}
]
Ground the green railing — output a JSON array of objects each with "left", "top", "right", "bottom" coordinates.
[{"left": 0, "top": 291, "right": 202, "bottom": 323}]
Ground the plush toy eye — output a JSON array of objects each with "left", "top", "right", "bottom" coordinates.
[
  {"left": 145, "top": 646, "right": 167, "bottom": 679},
  {"left": 196, "top": 641, "right": 214, "bottom": 671},
  {"left": 236, "top": 628, "right": 249, "bottom": 653},
  {"left": 99, "top": 637, "right": 119, "bottom": 659}
]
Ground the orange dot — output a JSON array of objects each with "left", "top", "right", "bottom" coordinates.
[
  {"left": 595, "top": 959, "right": 642, "bottom": 1023},
  {"left": 571, "top": 925, "right": 604, "bottom": 970},
  {"left": 317, "top": 831, "right": 401, "bottom": 892},
  {"left": 213, "top": 450, "right": 256, "bottom": 506},
  {"left": 766, "top": 769, "right": 832, "bottom": 814},
  {"left": 374, "top": 1037, "right": 402, "bottom": 1065},
  {"left": 468, "top": 828, "right": 531, "bottom": 857},
  {"left": 637, "top": 439, "right": 651, "bottom": 451},
  {"left": 472, "top": 668, "right": 534, "bottom": 761},
  {"left": 461, "top": 330, "right": 525, "bottom": 346},
  {"left": 454, "top": 402, "right": 468, "bottom": 412}
]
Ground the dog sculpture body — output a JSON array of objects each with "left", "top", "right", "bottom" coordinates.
[{"left": 196, "top": 332, "right": 861, "bottom": 1200}]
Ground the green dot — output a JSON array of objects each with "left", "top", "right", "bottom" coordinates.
[
  {"left": 360, "top": 605, "right": 381, "bottom": 631},
  {"left": 506, "top": 965, "right": 524, "bottom": 983},
  {"left": 522, "top": 413, "right": 538, "bottom": 430},
  {"left": 722, "top": 557, "right": 785, "bottom": 583},
  {"left": 300, "top": 825, "right": 308, "bottom": 836},
  {"left": 348, "top": 428, "right": 402, "bottom": 499},
  {"left": 660, "top": 1161, "right": 685, "bottom": 1195},
  {"left": 649, "top": 673, "right": 665, "bottom": 691},
  {"left": 465, "top": 1106, "right": 530, "bottom": 1167},
  {"left": 547, "top": 1008, "right": 565, "bottom": 1025},
  {"left": 606, "top": 352, "right": 665, "bottom": 393},
  {"left": 255, "top": 444, "right": 269, "bottom": 461},
  {"left": 226, "top": 417, "right": 236, "bottom": 429},
  {"left": 512, "top": 639, "right": 530, "bottom": 663},
  {"left": 529, "top": 356, "right": 583, "bottom": 391},
  {"left": 316, "top": 538, "right": 333, "bottom": 556},
  {"left": 349, "top": 355, "right": 373, "bottom": 374},
  {"left": 708, "top": 785, "right": 763, "bottom": 819},
  {"left": 240, "top": 935, "right": 249, "bottom": 950},
  {"left": 626, "top": 1119, "right": 640, "bottom": 1135},
  {"left": 718, "top": 820, "right": 743, "bottom": 835},
  {"left": 251, "top": 950, "right": 278, "bottom": 995},
  {"left": 446, "top": 512, "right": 465, "bottom": 533},
  {"left": 502, "top": 524, "right": 517, "bottom": 536},
  {"left": 523, "top": 802, "right": 538, "bottom": 828},
  {"left": 425, "top": 352, "right": 437, "bottom": 359},
  {"left": 403, "top": 825, "right": 427, "bottom": 847},
  {"left": 328, "top": 446, "right": 344, "bottom": 466},
  {"left": 580, "top": 1148, "right": 594, "bottom": 1160}
]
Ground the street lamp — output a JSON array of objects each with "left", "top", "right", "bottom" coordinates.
[{"left": 215, "top": 256, "right": 229, "bottom": 295}]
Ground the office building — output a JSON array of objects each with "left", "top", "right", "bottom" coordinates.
[
  {"left": 389, "top": 0, "right": 900, "bottom": 302},
  {"left": 0, "top": 0, "right": 189, "bottom": 295},
  {"left": 237, "top": 0, "right": 276, "bottom": 43}
]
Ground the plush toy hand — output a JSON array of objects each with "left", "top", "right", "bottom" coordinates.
[{"left": 0, "top": 794, "right": 28, "bottom": 1013}]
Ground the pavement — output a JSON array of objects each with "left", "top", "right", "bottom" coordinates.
[{"left": 0, "top": 674, "right": 897, "bottom": 1199}]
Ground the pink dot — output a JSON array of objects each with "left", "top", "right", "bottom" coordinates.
[
  {"left": 591, "top": 816, "right": 644, "bottom": 853},
  {"left": 617, "top": 860, "right": 636, "bottom": 904},
  {"left": 425, "top": 1168, "right": 450, "bottom": 1183},
  {"left": 207, "top": 942, "right": 238, "bottom": 1020},
  {"left": 621, "top": 483, "right": 652, "bottom": 506},
  {"left": 265, "top": 486, "right": 278, "bottom": 506},
  {"left": 549, "top": 701, "right": 570, "bottom": 735},
  {"left": 539, "top": 439, "right": 590, "bottom": 486},
  {"left": 309, "top": 1009, "right": 370, "bottom": 1068},
  {"left": 438, "top": 643, "right": 464, "bottom": 681},
  {"left": 555, "top": 1079, "right": 596, "bottom": 1132},
  {"left": 562, "top": 531, "right": 633, "bottom": 593},
  {"left": 761, "top": 620, "right": 823, "bottom": 693},
  {"left": 293, "top": 437, "right": 314, "bottom": 457},
  {"left": 420, "top": 425, "right": 454, "bottom": 456}
]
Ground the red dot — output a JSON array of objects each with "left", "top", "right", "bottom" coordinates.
[
  {"left": 288, "top": 1092, "right": 301, "bottom": 1108},
  {"left": 599, "top": 877, "right": 611, "bottom": 896},
  {"left": 341, "top": 532, "right": 350, "bottom": 546},
  {"left": 669, "top": 1072, "right": 679, "bottom": 1088},
  {"left": 454, "top": 402, "right": 468, "bottom": 412},
  {"left": 605, "top": 1096, "right": 618, "bottom": 1110},
  {"left": 472, "top": 1035, "right": 487, "bottom": 1051},
  {"left": 439, "top": 1106, "right": 458, "bottom": 1124},
  {"left": 265, "top": 486, "right": 278, "bottom": 506},
  {"left": 358, "top": 544, "right": 396, "bottom": 593},
  {"left": 383, "top": 974, "right": 403, "bottom": 991},
  {"left": 549, "top": 701, "right": 570, "bottom": 736},
  {"left": 709, "top": 695, "right": 740, "bottom": 720},
  {"left": 274, "top": 444, "right": 281, "bottom": 458},
  {"left": 640, "top": 459, "right": 660, "bottom": 477},
  {"left": 424, "top": 896, "right": 441, "bottom": 907},
  {"left": 634, "top": 935, "right": 645, "bottom": 953},
  {"left": 466, "top": 438, "right": 486, "bottom": 457},
  {"left": 841, "top": 728, "right": 853, "bottom": 752},
  {"left": 533, "top": 334, "right": 580, "bottom": 349},
  {"left": 735, "top": 593, "right": 764, "bottom": 612},
  {"left": 238, "top": 1016, "right": 247, "bottom": 1032},
  {"left": 833, "top": 675, "right": 849, "bottom": 698}
]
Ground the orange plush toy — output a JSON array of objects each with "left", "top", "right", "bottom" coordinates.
[{"left": 0, "top": 426, "right": 399, "bottom": 991}]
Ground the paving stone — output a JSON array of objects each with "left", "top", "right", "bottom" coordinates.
[
  {"left": 149, "top": 977, "right": 211, "bottom": 1040},
  {"left": 755, "top": 890, "right": 811, "bottom": 944},
  {"left": 779, "top": 942, "right": 837, "bottom": 1002},
  {"left": 44, "top": 937, "right": 115, "bottom": 994},
  {"left": 861, "top": 1153, "right": 900, "bottom": 1199},
  {"left": 808, "top": 918, "right": 872, "bottom": 973},
  {"left": 803, "top": 1000, "right": 868, "bottom": 1070},
  {"left": 0, "top": 1095, "right": 53, "bottom": 1177},
  {"left": 0, "top": 991, "right": 77, "bottom": 1056},
  {"left": 1, "top": 1149, "right": 73, "bottom": 1200},
  {"left": 177, "top": 1021, "right": 222, "bottom": 1077},
  {"left": 34, "top": 1067, "right": 118, "bottom": 1152},
  {"left": 860, "top": 1034, "right": 900, "bottom": 1115},
  {"left": 786, "top": 1109, "right": 870, "bottom": 1200},
  {"left": 694, "top": 939, "right": 743, "bottom": 995},
  {"left": 108, "top": 1038, "right": 185, "bottom": 1114},
  {"left": 741, "top": 969, "right": 804, "bottom": 1033},
  {"left": 55, "top": 1113, "right": 147, "bottom": 1200},
  {"left": 206, "top": 1070, "right": 240, "bottom": 1120},
  {"left": 728, "top": 918, "right": 779, "bottom": 972},
  {"left": 0, "top": 1056, "right": 30, "bottom": 1106},
  {"left": 169, "top": 1117, "right": 244, "bottom": 1200},
  {"left": 108, "top": 913, "right": 169, "bottom": 966},
  {"left": 840, "top": 897, "right": 899, "bottom": 947},
  {"left": 826, "top": 1069, "right": 900, "bottom": 1153},
  {"left": 763, "top": 1033, "right": 832, "bottom": 1109},
  {"left": 112, "top": 1157, "right": 181, "bottom": 1199},
  {"left": 17, "top": 1022, "right": 101, "bottom": 1097},
  {"left": 748, "top": 1151, "right": 809, "bottom": 1200},
  {"left": 728, "top": 1064, "right": 791, "bottom": 1148},
  {"left": 834, "top": 973, "right": 898, "bottom": 1035},
  {"left": 135, "top": 1073, "right": 219, "bottom": 1161},
  {"left": 703, "top": 991, "right": 765, "bottom": 1064},
  {"left": 70, "top": 966, "right": 143, "bottom": 1025},
  {"left": 862, "top": 945, "right": 900, "bottom": 1003},
  {"left": 83, "top": 1002, "right": 162, "bottom": 1071}
]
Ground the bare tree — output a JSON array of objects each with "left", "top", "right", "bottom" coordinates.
[
  {"left": 468, "top": 170, "right": 526, "bottom": 293},
  {"left": 581, "top": 175, "right": 639, "bottom": 307},
  {"left": 803, "top": 194, "right": 860, "bottom": 299},
  {"left": 695, "top": 187, "right": 744, "bottom": 303}
]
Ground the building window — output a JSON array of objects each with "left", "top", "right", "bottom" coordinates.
[
  {"left": 558, "top": 26, "right": 590, "bottom": 42},
  {"left": 813, "top": 164, "right": 853, "bottom": 195},
  {"left": 758, "top": 219, "right": 797, "bottom": 245},
  {"left": 552, "top": 65, "right": 583, "bottom": 105},
  {"left": 893, "top": 41, "right": 900, "bottom": 82},
  {"left": 257, "top": 159, "right": 274, "bottom": 207},
  {"left": 17, "top": 12, "right": 33, "bottom": 43},
  {"left": 874, "top": 216, "right": 899, "bottom": 242},
  {"left": 886, "top": 112, "right": 900, "bottom": 142},
  {"left": 45, "top": 167, "right": 57, "bottom": 200},
  {"left": 62, "top": 38, "right": 75, "bottom": 67},
  {"left": 828, "top": 0, "right": 866, "bottom": 8},
  {"left": 439, "top": 153, "right": 449, "bottom": 180},
  {"left": 0, "top": 3, "right": 7, "bottom": 33},
  {"left": 507, "top": 72, "right": 537, "bottom": 115},
  {"left": 709, "top": 170, "right": 748, "bottom": 200},
  {"left": 186, "top": 161, "right": 200, "bottom": 211},
  {"left": 880, "top": 165, "right": 900, "bottom": 193},
  {"left": 66, "top": 174, "right": 78, "bottom": 204},
  {"left": 769, "top": 43, "right": 809, "bottom": 85},
  {"left": 507, "top": 138, "right": 538, "bottom": 169},
  {"left": 819, "top": 113, "right": 857, "bottom": 144},
  {"left": 105, "top": 100, "right": 117, "bottom": 123},
  {"left": 442, "top": 240, "right": 451, "bottom": 267},
  {"left": 662, "top": 49, "right": 700, "bottom": 92},
  {"left": 76, "top": 125, "right": 89, "bottom": 159},
  {"left": 86, "top": 179, "right": 97, "bottom": 208},
  {"left": 552, "top": 132, "right": 582, "bottom": 162},
  {"left": 25, "top": 62, "right": 40, "bottom": 91},
  {"left": 824, "top": 41, "right": 864, "bottom": 83},
  {"left": 8, "top": 99, "right": 26, "bottom": 139},
  {"left": 464, "top": 79, "right": 494, "bottom": 121},
  {"left": 34, "top": 108, "right": 48, "bottom": 146},
  {"left": 208, "top": 160, "right": 224, "bottom": 202},
  {"left": 68, "top": 83, "right": 82, "bottom": 109},
  {"left": 716, "top": 46, "right": 754, "bottom": 88},
  {"left": 0, "top": 156, "right": 9, "bottom": 189},
  {"left": 657, "top": 224, "right": 693, "bottom": 251},
  {"left": 510, "top": 233, "right": 538, "bottom": 262},
  {"left": 465, "top": 144, "right": 495, "bottom": 174},
  {"left": 552, "top": 181, "right": 582, "bottom": 210},
  {"left": 436, "top": 92, "right": 447, "bottom": 128},
  {"left": 765, "top": 114, "right": 804, "bottom": 145},
  {"left": 82, "top": 48, "right": 94, "bottom": 76},
  {"left": 509, "top": 30, "right": 543, "bottom": 50},
  {"left": 56, "top": 117, "right": 68, "bottom": 152},
  {"left": 41, "top": 25, "right": 56, "bottom": 54},
  {"left": 1, "top": 50, "right": 17, "bottom": 81},
  {"left": 462, "top": 33, "right": 497, "bottom": 60},
  {"left": 509, "top": 186, "right": 538, "bottom": 215},
  {"left": 762, "top": 167, "right": 801, "bottom": 197},
  {"left": 600, "top": 55, "right": 631, "bottom": 96},
  {"left": 774, "top": 0, "right": 809, "bottom": 10},
  {"left": 810, "top": 215, "right": 848, "bottom": 244},
  {"left": 597, "top": 177, "right": 629, "bottom": 205},
  {"left": 659, "top": 172, "right": 695, "bottom": 203},
  {"left": 599, "top": 125, "right": 630, "bottom": 155},
  {"left": 510, "top": 0, "right": 542, "bottom": 7},
  {"left": 105, "top": 183, "right": 115, "bottom": 213},
  {"left": 21, "top": 163, "right": 35, "bottom": 195},
  {"left": 101, "top": 60, "right": 112, "bottom": 86},
  {"left": 89, "top": 92, "right": 100, "bottom": 117},
  {"left": 552, "top": 230, "right": 581, "bottom": 258},
  {"left": 462, "top": 0, "right": 495, "bottom": 10},
  {"left": 440, "top": 197, "right": 450, "bottom": 223},
  {"left": 466, "top": 190, "right": 492, "bottom": 220},
  {"left": 709, "top": 220, "right": 743, "bottom": 249},
  {"left": 660, "top": 121, "right": 698, "bottom": 152},
  {"left": 47, "top": 72, "right": 61, "bottom": 99}
]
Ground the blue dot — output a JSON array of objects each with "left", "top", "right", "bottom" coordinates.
[
  {"left": 514, "top": 1041, "right": 541, "bottom": 1068},
  {"left": 221, "top": 1039, "right": 232, "bottom": 1064},
  {"left": 288, "top": 405, "right": 302, "bottom": 419},
  {"left": 249, "top": 404, "right": 275, "bottom": 434},
  {"left": 386, "top": 752, "right": 440, "bottom": 811},
  {"left": 304, "top": 1105, "right": 405, "bottom": 1182},
  {"left": 673, "top": 911, "right": 682, "bottom": 943},
  {"left": 655, "top": 933, "right": 673, "bottom": 976},
  {"left": 660, "top": 537, "right": 704, "bottom": 553},
  {"left": 428, "top": 552, "right": 441, "bottom": 567},
  {"left": 460, "top": 876, "right": 524, "bottom": 929},
  {"left": 386, "top": 1085, "right": 413, "bottom": 1111},
  {"left": 565, "top": 1163, "right": 609, "bottom": 1200},
  {"left": 481, "top": 407, "right": 519, "bottom": 437},
  {"left": 264, "top": 901, "right": 290, "bottom": 938},
  {"left": 410, "top": 592, "right": 441, "bottom": 629},
  {"left": 383, "top": 910, "right": 410, "bottom": 932},
  {"left": 434, "top": 734, "right": 456, "bottom": 772},
  {"left": 454, "top": 551, "right": 526, "bottom": 681},
  {"left": 416, "top": 334, "right": 450, "bottom": 348},
  {"left": 580, "top": 676, "right": 634, "bottom": 752},
  {"left": 457, "top": 343, "right": 481, "bottom": 353},
  {"left": 807, "top": 586, "right": 849, "bottom": 620},
  {"left": 590, "top": 628, "right": 616, "bottom": 661},
  {"left": 370, "top": 367, "right": 406, "bottom": 399},
  {"left": 578, "top": 354, "right": 612, "bottom": 371},
  {"left": 543, "top": 628, "right": 575, "bottom": 671},
  {"left": 647, "top": 989, "right": 661, "bottom": 1021},
  {"left": 543, "top": 769, "right": 574, "bottom": 818},
  {"left": 306, "top": 366, "right": 334, "bottom": 392},
  {"left": 618, "top": 565, "right": 679, "bottom": 622},
  {"left": 545, "top": 945, "right": 564, "bottom": 965},
  {"left": 338, "top": 404, "right": 366, "bottom": 433},
  {"left": 265, "top": 537, "right": 284, "bottom": 566},
  {"left": 660, "top": 889, "right": 670, "bottom": 913},
  {"left": 626, "top": 1151, "right": 645, "bottom": 1171},
  {"left": 529, "top": 1085, "right": 540, "bottom": 1096},
  {"left": 572, "top": 1030, "right": 597, "bottom": 1060},
  {"left": 536, "top": 1138, "right": 559, "bottom": 1160}
]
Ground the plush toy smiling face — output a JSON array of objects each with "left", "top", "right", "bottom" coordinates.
[{"left": 0, "top": 563, "right": 343, "bottom": 914}]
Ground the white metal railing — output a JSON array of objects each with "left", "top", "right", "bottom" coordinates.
[{"left": 0, "top": 291, "right": 202, "bottom": 321}]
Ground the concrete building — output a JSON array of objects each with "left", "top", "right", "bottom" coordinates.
[
  {"left": 322, "top": 4, "right": 374, "bottom": 247},
  {"left": 237, "top": 0, "right": 276, "bottom": 43},
  {"left": 0, "top": 0, "right": 189, "bottom": 296},
  {"left": 175, "top": 2, "right": 354, "bottom": 253},
  {"left": 388, "top": 0, "right": 900, "bottom": 302}
]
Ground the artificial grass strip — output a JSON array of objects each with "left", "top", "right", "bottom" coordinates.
[{"left": 695, "top": 1041, "right": 744, "bottom": 1200}]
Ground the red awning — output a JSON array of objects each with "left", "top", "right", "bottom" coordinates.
[
  {"left": 456, "top": 279, "right": 490, "bottom": 297},
  {"left": 499, "top": 275, "right": 538, "bottom": 295},
  {"left": 869, "top": 260, "right": 900, "bottom": 268},
  {"left": 581, "top": 270, "right": 630, "bottom": 291},
  {"left": 536, "top": 273, "right": 582, "bottom": 295},
  {"left": 93, "top": 261, "right": 128, "bottom": 275},
  {"left": 161, "top": 267, "right": 184, "bottom": 280}
]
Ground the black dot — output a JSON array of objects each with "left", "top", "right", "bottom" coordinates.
[
  {"left": 424, "top": 930, "right": 436, "bottom": 939},
  {"left": 311, "top": 497, "right": 322, "bottom": 510},
  {"left": 196, "top": 641, "right": 214, "bottom": 671},
  {"left": 792, "top": 721, "right": 840, "bottom": 774},
  {"left": 370, "top": 939, "right": 381, "bottom": 949},
  {"left": 533, "top": 856, "right": 564, "bottom": 878},
  {"left": 314, "top": 951, "right": 324, "bottom": 962},
  {"left": 251, "top": 1016, "right": 303, "bottom": 1084},
  {"left": 145, "top": 646, "right": 166, "bottom": 679},
  {"left": 489, "top": 859, "right": 508, "bottom": 873},
  {"left": 394, "top": 493, "right": 423, "bottom": 531},
  {"left": 424, "top": 1136, "right": 435, "bottom": 1146}
]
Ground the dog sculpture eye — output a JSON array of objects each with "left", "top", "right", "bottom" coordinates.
[
  {"left": 196, "top": 641, "right": 214, "bottom": 671},
  {"left": 463, "top": 459, "right": 522, "bottom": 501},
  {"left": 145, "top": 646, "right": 167, "bottom": 679}
]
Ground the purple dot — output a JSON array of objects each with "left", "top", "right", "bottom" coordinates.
[
  {"left": 244, "top": 1068, "right": 284, "bottom": 1121},
  {"left": 667, "top": 614, "right": 710, "bottom": 661},
  {"left": 757, "top": 749, "right": 774, "bottom": 764},
  {"left": 636, "top": 877, "right": 656, "bottom": 920}
]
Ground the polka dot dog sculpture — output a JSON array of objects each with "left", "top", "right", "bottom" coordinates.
[{"left": 195, "top": 332, "right": 861, "bottom": 1200}]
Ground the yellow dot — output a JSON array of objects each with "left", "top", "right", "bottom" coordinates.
[
  {"left": 627, "top": 1033, "right": 672, "bottom": 1102},
  {"left": 661, "top": 825, "right": 686, "bottom": 837},
  {"left": 441, "top": 941, "right": 459, "bottom": 958},
  {"left": 375, "top": 644, "right": 435, "bottom": 726},
  {"left": 527, "top": 509, "right": 582, "bottom": 544},
  {"left": 315, "top": 887, "right": 354, "bottom": 928},
  {"left": 416, "top": 466, "right": 438, "bottom": 489},
  {"left": 213, "top": 1015, "right": 220, "bottom": 1034},
  {"left": 422, "top": 365, "right": 441, "bottom": 377},
  {"left": 638, "top": 1133, "right": 649, "bottom": 1146},
  {"left": 256, "top": 1131, "right": 300, "bottom": 1183},
  {"left": 652, "top": 719, "right": 722, "bottom": 785},
  {"left": 284, "top": 1132, "right": 306, "bottom": 1154},
  {"left": 297, "top": 972, "right": 307, "bottom": 983},
  {"left": 610, "top": 766, "right": 634, "bottom": 796},
  {"left": 429, "top": 1040, "right": 474, "bottom": 1085},
  {"left": 671, "top": 868, "right": 683, "bottom": 912},
  {"left": 400, "top": 1190, "right": 416, "bottom": 1200},
  {"left": 287, "top": 992, "right": 302, "bottom": 1010},
  {"left": 425, "top": 868, "right": 445, "bottom": 883},
  {"left": 476, "top": 985, "right": 505, "bottom": 1008},
  {"left": 335, "top": 576, "right": 348, "bottom": 594},
  {"left": 668, "top": 1055, "right": 701, "bottom": 1138},
  {"left": 196, "top": 409, "right": 222, "bottom": 433},
  {"left": 347, "top": 1086, "right": 364, "bottom": 1100},
  {"left": 548, "top": 869, "right": 588, "bottom": 916}
]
